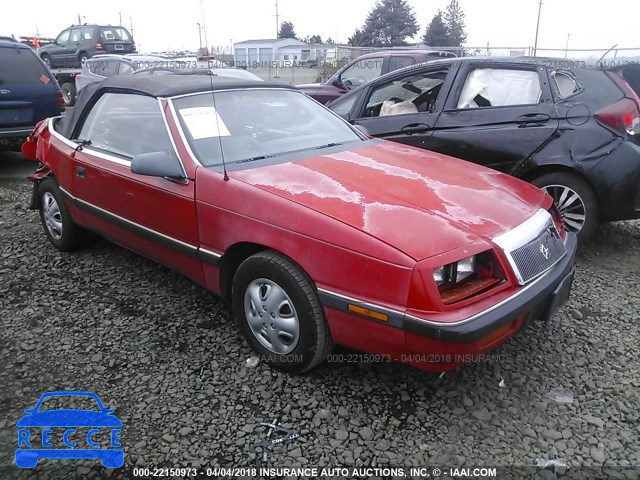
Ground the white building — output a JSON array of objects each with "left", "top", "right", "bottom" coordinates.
[{"left": 234, "top": 38, "right": 308, "bottom": 67}]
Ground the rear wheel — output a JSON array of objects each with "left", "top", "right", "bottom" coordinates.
[
  {"left": 38, "top": 179, "right": 89, "bottom": 252},
  {"left": 232, "top": 250, "right": 333, "bottom": 373},
  {"left": 60, "top": 82, "right": 76, "bottom": 107},
  {"left": 78, "top": 52, "right": 89, "bottom": 66},
  {"left": 532, "top": 172, "right": 599, "bottom": 240},
  {"left": 41, "top": 53, "right": 51, "bottom": 68}
]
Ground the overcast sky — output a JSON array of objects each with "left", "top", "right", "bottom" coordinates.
[{"left": 2, "top": 0, "right": 638, "bottom": 56}]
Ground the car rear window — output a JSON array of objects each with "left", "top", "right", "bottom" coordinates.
[
  {"left": 0, "top": 47, "right": 50, "bottom": 85},
  {"left": 100, "top": 27, "right": 131, "bottom": 41}
]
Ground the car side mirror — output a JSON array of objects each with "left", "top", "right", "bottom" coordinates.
[
  {"left": 331, "top": 77, "right": 345, "bottom": 89},
  {"left": 354, "top": 124, "right": 370, "bottom": 137},
  {"left": 131, "top": 151, "right": 186, "bottom": 181}
]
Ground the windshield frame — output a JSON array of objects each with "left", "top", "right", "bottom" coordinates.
[{"left": 168, "top": 87, "right": 368, "bottom": 171}]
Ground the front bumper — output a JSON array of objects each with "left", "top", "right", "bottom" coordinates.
[{"left": 404, "top": 232, "right": 577, "bottom": 370}]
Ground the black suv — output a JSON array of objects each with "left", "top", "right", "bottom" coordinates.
[
  {"left": 328, "top": 57, "right": 640, "bottom": 240},
  {"left": 39, "top": 24, "right": 136, "bottom": 68}
]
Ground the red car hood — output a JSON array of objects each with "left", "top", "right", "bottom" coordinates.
[{"left": 232, "top": 141, "right": 549, "bottom": 260}]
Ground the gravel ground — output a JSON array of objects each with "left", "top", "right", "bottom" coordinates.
[{"left": 0, "top": 154, "right": 639, "bottom": 480}]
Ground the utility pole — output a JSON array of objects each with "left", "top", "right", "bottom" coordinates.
[
  {"left": 197, "top": 23, "right": 203, "bottom": 53},
  {"left": 77, "top": 14, "right": 82, "bottom": 25},
  {"left": 533, "top": 0, "right": 542, "bottom": 56},
  {"left": 564, "top": 33, "right": 571, "bottom": 58},
  {"left": 119, "top": 12, "right": 122, "bottom": 26},
  {"left": 275, "top": 0, "right": 279, "bottom": 38},
  {"left": 200, "top": 0, "right": 210, "bottom": 56},
  {"left": 130, "top": 16, "right": 134, "bottom": 38}
]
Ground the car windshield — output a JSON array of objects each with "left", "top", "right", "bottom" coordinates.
[
  {"left": 37, "top": 395, "right": 101, "bottom": 412},
  {"left": 173, "top": 89, "right": 363, "bottom": 167}
]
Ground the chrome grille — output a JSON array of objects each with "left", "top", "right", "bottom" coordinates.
[{"left": 510, "top": 226, "right": 565, "bottom": 284}]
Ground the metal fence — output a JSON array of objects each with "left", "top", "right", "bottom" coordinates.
[{"left": 241, "top": 45, "right": 640, "bottom": 86}]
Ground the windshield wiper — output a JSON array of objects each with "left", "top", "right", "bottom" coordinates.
[
  {"left": 73, "top": 139, "right": 92, "bottom": 152},
  {"left": 235, "top": 154, "right": 276, "bottom": 164},
  {"left": 314, "top": 142, "right": 344, "bottom": 150}
]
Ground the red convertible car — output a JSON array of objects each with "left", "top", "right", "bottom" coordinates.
[{"left": 22, "top": 76, "right": 577, "bottom": 373}]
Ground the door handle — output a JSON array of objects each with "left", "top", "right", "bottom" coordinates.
[
  {"left": 76, "top": 166, "right": 86, "bottom": 179},
  {"left": 401, "top": 123, "right": 431, "bottom": 135},
  {"left": 515, "top": 113, "right": 551, "bottom": 126}
]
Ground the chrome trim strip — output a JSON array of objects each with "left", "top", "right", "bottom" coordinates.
[
  {"left": 317, "top": 288, "right": 403, "bottom": 319},
  {"left": 58, "top": 186, "right": 223, "bottom": 266},
  {"left": 81, "top": 148, "right": 131, "bottom": 167},
  {"left": 320, "top": 256, "right": 558, "bottom": 328},
  {"left": 59, "top": 186, "right": 197, "bottom": 252}
]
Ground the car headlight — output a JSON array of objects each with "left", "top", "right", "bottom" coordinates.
[
  {"left": 431, "top": 252, "right": 506, "bottom": 305},
  {"left": 432, "top": 255, "right": 476, "bottom": 286}
]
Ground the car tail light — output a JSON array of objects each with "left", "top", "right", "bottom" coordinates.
[
  {"left": 56, "top": 88, "right": 64, "bottom": 110},
  {"left": 95, "top": 39, "right": 104, "bottom": 51},
  {"left": 437, "top": 251, "right": 505, "bottom": 305},
  {"left": 607, "top": 71, "right": 640, "bottom": 108},
  {"left": 595, "top": 98, "right": 640, "bottom": 137},
  {"left": 549, "top": 203, "right": 567, "bottom": 241}
]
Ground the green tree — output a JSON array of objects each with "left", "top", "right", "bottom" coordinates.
[
  {"left": 349, "top": 0, "right": 418, "bottom": 47},
  {"left": 443, "top": 0, "right": 467, "bottom": 47},
  {"left": 422, "top": 10, "right": 448, "bottom": 46},
  {"left": 278, "top": 21, "right": 297, "bottom": 39},
  {"left": 325, "top": 37, "right": 335, "bottom": 44},
  {"left": 308, "top": 34, "right": 323, "bottom": 44}
]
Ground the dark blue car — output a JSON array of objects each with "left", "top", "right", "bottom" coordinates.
[
  {"left": 0, "top": 40, "right": 62, "bottom": 149},
  {"left": 15, "top": 391, "right": 123, "bottom": 468}
]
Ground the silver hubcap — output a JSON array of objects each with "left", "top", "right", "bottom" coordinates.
[
  {"left": 42, "top": 192, "right": 63, "bottom": 240},
  {"left": 244, "top": 278, "right": 300, "bottom": 354},
  {"left": 542, "top": 184, "right": 587, "bottom": 233}
]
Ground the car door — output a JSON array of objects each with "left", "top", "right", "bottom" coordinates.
[
  {"left": 68, "top": 92, "right": 203, "bottom": 282},
  {"left": 65, "top": 28, "right": 82, "bottom": 64},
  {"left": 430, "top": 61, "right": 559, "bottom": 174},
  {"left": 347, "top": 65, "right": 457, "bottom": 150},
  {"left": 50, "top": 29, "right": 71, "bottom": 65}
]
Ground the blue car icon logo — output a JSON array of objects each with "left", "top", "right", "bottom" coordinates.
[{"left": 15, "top": 391, "right": 123, "bottom": 469}]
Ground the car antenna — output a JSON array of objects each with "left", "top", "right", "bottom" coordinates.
[{"left": 207, "top": 70, "right": 229, "bottom": 181}]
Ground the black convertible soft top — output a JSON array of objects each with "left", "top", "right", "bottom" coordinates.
[{"left": 57, "top": 75, "right": 294, "bottom": 139}]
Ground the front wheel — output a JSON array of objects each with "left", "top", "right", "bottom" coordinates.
[
  {"left": 532, "top": 172, "right": 599, "bottom": 240},
  {"left": 232, "top": 250, "right": 333, "bottom": 373},
  {"left": 38, "top": 179, "right": 89, "bottom": 252}
]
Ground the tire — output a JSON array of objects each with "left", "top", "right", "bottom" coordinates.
[
  {"left": 78, "top": 52, "right": 89, "bottom": 66},
  {"left": 532, "top": 172, "right": 599, "bottom": 241},
  {"left": 232, "top": 250, "right": 334, "bottom": 373},
  {"left": 60, "top": 82, "right": 76, "bottom": 107},
  {"left": 41, "top": 53, "right": 51, "bottom": 68},
  {"left": 38, "top": 179, "right": 89, "bottom": 252}
]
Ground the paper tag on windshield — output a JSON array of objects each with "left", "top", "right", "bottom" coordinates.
[{"left": 179, "top": 106, "right": 230, "bottom": 139}]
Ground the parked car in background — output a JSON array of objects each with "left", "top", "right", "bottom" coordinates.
[
  {"left": 297, "top": 50, "right": 456, "bottom": 104},
  {"left": 73, "top": 55, "right": 167, "bottom": 104},
  {"left": 38, "top": 24, "right": 136, "bottom": 68},
  {"left": 0, "top": 40, "right": 62, "bottom": 149},
  {"left": 22, "top": 75, "right": 576, "bottom": 374},
  {"left": 328, "top": 57, "right": 640, "bottom": 239},
  {"left": 133, "top": 66, "right": 263, "bottom": 81},
  {"left": 71, "top": 56, "right": 263, "bottom": 106}
]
